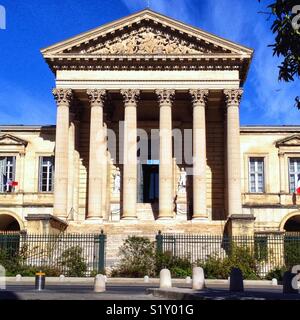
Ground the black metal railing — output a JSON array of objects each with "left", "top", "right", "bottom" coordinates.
[
  {"left": 156, "top": 231, "right": 300, "bottom": 277},
  {"left": 0, "top": 231, "right": 106, "bottom": 277}
]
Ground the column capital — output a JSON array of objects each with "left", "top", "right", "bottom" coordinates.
[
  {"left": 224, "top": 89, "right": 243, "bottom": 106},
  {"left": 52, "top": 88, "right": 73, "bottom": 106},
  {"left": 156, "top": 89, "right": 175, "bottom": 106},
  {"left": 87, "top": 89, "right": 107, "bottom": 107},
  {"left": 189, "top": 89, "right": 209, "bottom": 106},
  {"left": 121, "top": 89, "right": 140, "bottom": 105}
]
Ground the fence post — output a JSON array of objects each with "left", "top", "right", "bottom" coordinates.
[
  {"left": 156, "top": 230, "right": 163, "bottom": 254},
  {"left": 98, "top": 230, "right": 106, "bottom": 272}
]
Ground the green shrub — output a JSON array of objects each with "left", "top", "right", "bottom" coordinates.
[
  {"left": 90, "top": 269, "right": 106, "bottom": 277},
  {"left": 59, "top": 246, "right": 87, "bottom": 277},
  {"left": 170, "top": 267, "right": 192, "bottom": 278},
  {"left": 197, "top": 254, "right": 230, "bottom": 279},
  {"left": 265, "top": 266, "right": 288, "bottom": 281},
  {"left": 284, "top": 240, "right": 300, "bottom": 268},
  {"left": 111, "top": 236, "right": 156, "bottom": 277},
  {"left": 197, "top": 245, "right": 261, "bottom": 280},
  {"left": 155, "top": 251, "right": 192, "bottom": 278},
  {"left": 0, "top": 248, "right": 61, "bottom": 276}
]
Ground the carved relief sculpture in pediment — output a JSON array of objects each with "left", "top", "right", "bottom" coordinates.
[{"left": 79, "top": 27, "right": 212, "bottom": 55}]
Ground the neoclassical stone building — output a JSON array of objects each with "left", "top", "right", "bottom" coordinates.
[{"left": 1, "top": 10, "right": 300, "bottom": 242}]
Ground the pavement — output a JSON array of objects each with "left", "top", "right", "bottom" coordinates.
[
  {"left": 0, "top": 283, "right": 165, "bottom": 300},
  {"left": 0, "top": 278, "right": 299, "bottom": 300}
]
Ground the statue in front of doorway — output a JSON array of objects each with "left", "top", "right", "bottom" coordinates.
[
  {"left": 178, "top": 168, "right": 187, "bottom": 194},
  {"left": 113, "top": 168, "right": 121, "bottom": 194}
]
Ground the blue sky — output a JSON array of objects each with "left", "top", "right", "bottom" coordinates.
[{"left": 0, "top": 0, "right": 299, "bottom": 125}]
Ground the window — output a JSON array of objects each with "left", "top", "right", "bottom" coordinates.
[
  {"left": 289, "top": 158, "right": 300, "bottom": 193},
  {"left": 249, "top": 157, "right": 264, "bottom": 193},
  {"left": 39, "top": 156, "right": 54, "bottom": 192},
  {"left": 0, "top": 156, "right": 16, "bottom": 193}
]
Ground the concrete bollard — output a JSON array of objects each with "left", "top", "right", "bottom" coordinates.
[
  {"left": 160, "top": 269, "right": 172, "bottom": 289},
  {"left": 144, "top": 276, "right": 149, "bottom": 283},
  {"left": 228, "top": 277, "right": 230, "bottom": 284},
  {"left": 192, "top": 267, "right": 205, "bottom": 290},
  {"left": 59, "top": 275, "right": 65, "bottom": 282},
  {"left": 94, "top": 275, "right": 106, "bottom": 293},
  {"left": 185, "top": 276, "right": 191, "bottom": 284},
  {"left": 229, "top": 268, "right": 244, "bottom": 292},
  {"left": 104, "top": 275, "right": 108, "bottom": 283},
  {"left": 271, "top": 278, "right": 278, "bottom": 286},
  {"left": 16, "top": 274, "right": 22, "bottom": 282}
]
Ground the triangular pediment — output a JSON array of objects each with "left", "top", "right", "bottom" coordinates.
[
  {"left": 41, "top": 9, "right": 253, "bottom": 57},
  {"left": 276, "top": 134, "right": 300, "bottom": 147},
  {"left": 0, "top": 134, "right": 28, "bottom": 146}
]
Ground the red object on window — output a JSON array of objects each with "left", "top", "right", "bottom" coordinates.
[
  {"left": 12, "top": 181, "right": 18, "bottom": 187},
  {"left": 297, "top": 175, "right": 300, "bottom": 195}
]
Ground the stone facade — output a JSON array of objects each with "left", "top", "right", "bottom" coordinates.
[{"left": 1, "top": 10, "right": 300, "bottom": 243}]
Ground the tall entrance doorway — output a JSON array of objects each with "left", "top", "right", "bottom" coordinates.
[{"left": 143, "top": 164, "right": 159, "bottom": 203}]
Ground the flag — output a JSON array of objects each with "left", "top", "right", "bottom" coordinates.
[
  {"left": 7, "top": 180, "right": 18, "bottom": 188},
  {"left": 297, "top": 174, "right": 300, "bottom": 195}
]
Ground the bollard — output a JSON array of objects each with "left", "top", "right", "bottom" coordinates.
[
  {"left": 192, "top": 267, "right": 205, "bottom": 290},
  {"left": 185, "top": 276, "right": 191, "bottom": 284},
  {"left": 104, "top": 275, "right": 108, "bottom": 283},
  {"left": 59, "top": 275, "right": 65, "bottom": 282},
  {"left": 283, "top": 271, "right": 298, "bottom": 294},
  {"left": 35, "top": 272, "right": 46, "bottom": 291},
  {"left": 271, "top": 278, "right": 278, "bottom": 286},
  {"left": 94, "top": 275, "right": 106, "bottom": 293},
  {"left": 144, "top": 276, "right": 149, "bottom": 283},
  {"left": 160, "top": 269, "right": 172, "bottom": 288},
  {"left": 229, "top": 268, "right": 244, "bottom": 292},
  {"left": 16, "top": 274, "right": 22, "bottom": 282}
]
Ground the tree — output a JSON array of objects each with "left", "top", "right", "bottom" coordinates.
[{"left": 259, "top": 0, "right": 300, "bottom": 109}]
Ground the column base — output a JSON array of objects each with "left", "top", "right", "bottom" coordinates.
[
  {"left": 192, "top": 216, "right": 209, "bottom": 222},
  {"left": 85, "top": 217, "right": 104, "bottom": 224},
  {"left": 121, "top": 216, "right": 138, "bottom": 220},
  {"left": 157, "top": 216, "right": 174, "bottom": 221}
]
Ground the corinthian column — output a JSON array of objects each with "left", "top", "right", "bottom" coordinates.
[
  {"left": 87, "top": 89, "right": 107, "bottom": 221},
  {"left": 190, "top": 89, "right": 209, "bottom": 220},
  {"left": 156, "top": 89, "right": 175, "bottom": 219},
  {"left": 52, "top": 88, "right": 73, "bottom": 219},
  {"left": 121, "top": 89, "right": 140, "bottom": 219},
  {"left": 224, "top": 89, "right": 243, "bottom": 216}
]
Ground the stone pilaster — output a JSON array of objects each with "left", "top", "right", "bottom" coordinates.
[
  {"left": 190, "top": 89, "right": 209, "bottom": 220},
  {"left": 156, "top": 89, "right": 175, "bottom": 219},
  {"left": 224, "top": 89, "right": 243, "bottom": 217},
  {"left": 102, "top": 123, "right": 108, "bottom": 220},
  {"left": 121, "top": 89, "right": 140, "bottom": 219},
  {"left": 73, "top": 117, "right": 80, "bottom": 220},
  {"left": 87, "top": 89, "right": 107, "bottom": 221},
  {"left": 67, "top": 112, "right": 75, "bottom": 219},
  {"left": 19, "top": 151, "right": 26, "bottom": 193},
  {"left": 279, "top": 152, "right": 286, "bottom": 193},
  {"left": 52, "top": 88, "right": 73, "bottom": 219}
]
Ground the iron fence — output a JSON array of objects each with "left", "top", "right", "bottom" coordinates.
[
  {"left": 0, "top": 232, "right": 106, "bottom": 277},
  {"left": 156, "top": 232, "right": 300, "bottom": 277}
]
